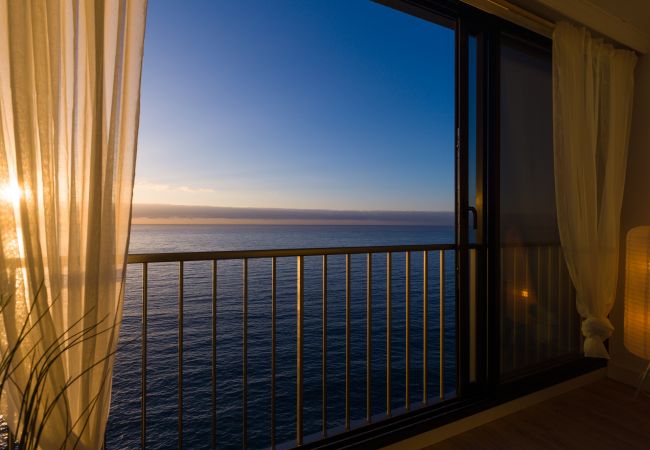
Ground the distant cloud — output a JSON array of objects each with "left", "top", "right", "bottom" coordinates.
[
  {"left": 134, "top": 180, "right": 216, "bottom": 194},
  {"left": 132, "top": 203, "right": 454, "bottom": 226}
]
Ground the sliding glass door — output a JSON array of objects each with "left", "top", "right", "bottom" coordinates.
[{"left": 456, "top": 15, "right": 584, "bottom": 392}]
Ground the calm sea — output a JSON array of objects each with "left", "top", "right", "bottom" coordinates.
[{"left": 106, "top": 225, "right": 456, "bottom": 449}]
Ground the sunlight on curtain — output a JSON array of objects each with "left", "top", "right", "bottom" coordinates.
[
  {"left": 0, "top": 1, "right": 146, "bottom": 448},
  {"left": 553, "top": 22, "right": 637, "bottom": 359}
]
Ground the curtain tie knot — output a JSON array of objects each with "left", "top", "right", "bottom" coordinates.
[{"left": 581, "top": 317, "right": 614, "bottom": 359}]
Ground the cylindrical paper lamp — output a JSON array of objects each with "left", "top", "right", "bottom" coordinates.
[{"left": 625, "top": 226, "right": 650, "bottom": 360}]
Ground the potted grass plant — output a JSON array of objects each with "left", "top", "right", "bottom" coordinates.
[{"left": 0, "top": 285, "right": 118, "bottom": 450}]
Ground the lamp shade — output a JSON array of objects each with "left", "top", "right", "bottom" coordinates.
[{"left": 624, "top": 226, "right": 650, "bottom": 360}]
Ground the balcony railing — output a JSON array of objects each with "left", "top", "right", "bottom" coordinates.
[
  {"left": 500, "top": 243, "right": 582, "bottom": 375},
  {"left": 119, "top": 243, "right": 456, "bottom": 449},
  {"left": 108, "top": 241, "right": 579, "bottom": 449}
]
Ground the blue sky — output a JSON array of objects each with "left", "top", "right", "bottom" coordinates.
[{"left": 133, "top": 1, "right": 454, "bottom": 212}]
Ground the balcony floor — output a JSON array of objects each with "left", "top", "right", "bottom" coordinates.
[{"left": 428, "top": 378, "right": 650, "bottom": 450}]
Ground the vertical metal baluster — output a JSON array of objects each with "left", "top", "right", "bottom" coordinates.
[
  {"left": 345, "top": 254, "right": 351, "bottom": 431},
  {"left": 547, "top": 247, "right": 552, "bottom": 359},
  {"left": 212, "top": 261, "right": 217, "bottom": 450},
  {"left": 142, "top": 263, "right": 148, "bottom": 450},
  {"left": 513, "top": 247, "right": 518, "bottom": 369},
  {"left": 439, "top": 251, "right": 445, "bottom": 400},
  {"left": 271, "top": 257, "right": 277, "bottom": 449},
  {"left": 243, "top": 259, "right": 248, "bottom": 449},
  {"left": 564, "top": 251, "right": 575, "bottom": 352},
  {"left": 423, "top": 251, "right": 428, "bottom": 404},
  {"left": 322, "top": 255, "right": 328, "bottom": 437},
  {"left": 366, "top": 253, "right": 372, "bottom": 423},
  {"left": 522, "top": 248, "right": 531, "bottom": 365},
  {"left": 557, "top": 248, "right": 563, "bottom": 354},
  {"left": 405, "top": 252, "right": 411, "bottom": 411},
  {"left": 178, "top": 261, "right": 184, "bottom": 450},
  {"left": 500, "top": 248, "right": 505, "bottom": 371},
  {"left": 536, "top": 248, "right": 542, "bottom": 364},
  {"left": 386, "top": 252, "right": 392, "bottom": 416},
  {"left": 297, "top": 256, "right": 304, "bottom": 446}
]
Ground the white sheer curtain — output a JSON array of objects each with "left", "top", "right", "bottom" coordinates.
[
  {"left": 0, "top": 1, "right": 146, "bottom": 448},
  {"left": 553, "top": 22, "right": 636, "bottom": 358}
]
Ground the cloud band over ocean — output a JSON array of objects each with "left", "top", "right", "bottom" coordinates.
[{"left": 132, "top": 204, "right": 454, "bottom": 226}]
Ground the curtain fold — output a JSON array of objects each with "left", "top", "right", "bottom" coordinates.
[
  {"left": 0, "top": 1, "right": 146, "bottom": 448},
  {"left": 552, "top": 21, "right": 636, "bottom": 358}
]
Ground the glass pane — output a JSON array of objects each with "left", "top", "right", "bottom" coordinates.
[
  {"left": 499, "top": 34, "right": 581, "bottom": 376},
  {"left": 107, "top": 2, "right": 458, "bottom": 449}
]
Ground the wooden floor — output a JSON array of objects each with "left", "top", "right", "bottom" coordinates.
[{"left": 428, "top": 379, "right": 650, "bottom": 450}]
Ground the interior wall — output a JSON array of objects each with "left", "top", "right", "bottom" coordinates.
[{"left": 608, "top": 53, "right": 650, "bottom": 385}]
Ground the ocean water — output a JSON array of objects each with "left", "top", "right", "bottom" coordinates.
[{"left": 106, "top": 225, "right": 457, "bottom": 449}]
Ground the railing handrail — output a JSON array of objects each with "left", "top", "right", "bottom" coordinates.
[{"left": 127, "top": 243, "right": 456, "bottom": 264}]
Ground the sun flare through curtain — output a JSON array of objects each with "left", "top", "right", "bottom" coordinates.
[
  {"left": 552, "top": 22, "right": 637, "bottom": 359},
  {"left": 0, "top": 1, "right": 147, "bottom": 448}
]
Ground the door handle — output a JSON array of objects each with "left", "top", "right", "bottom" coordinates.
[{"left": 468, "top": 206, "right": 478, "bottom": 230}]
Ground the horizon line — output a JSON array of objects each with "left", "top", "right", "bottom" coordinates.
[{"left": 131, "top": 203, "right": 455, "bottom": 226}]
